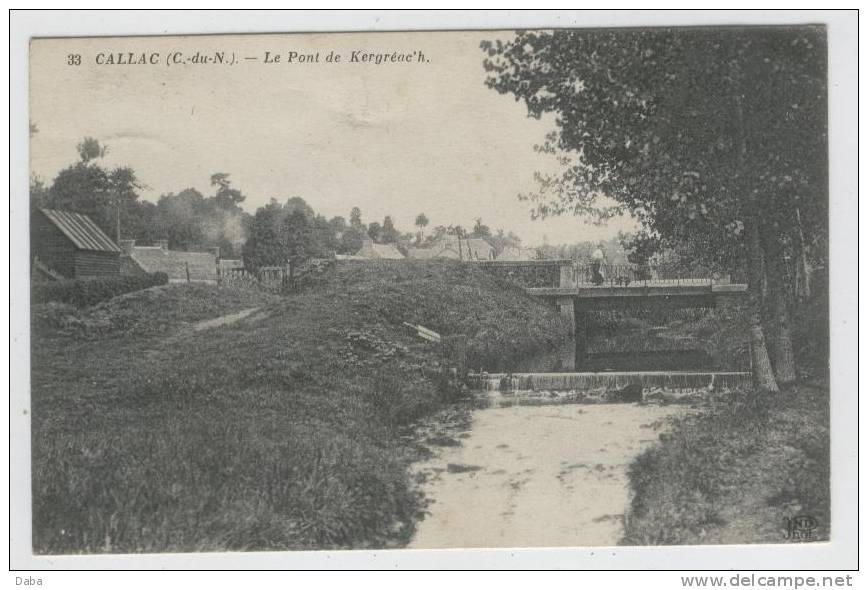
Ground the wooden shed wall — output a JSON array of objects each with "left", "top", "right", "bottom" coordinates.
[
  {"left": 31, "top": 213, "right": 76, "bottom": 278},
  {"left": 32, "top": 212, "right": 121, "bottom": 279},
  {"left": 74, "top": 251, "right": 120, "bottom": 278}
]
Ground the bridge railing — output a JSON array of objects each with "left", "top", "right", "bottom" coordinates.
[{"left": 570, "top": 263, "right": 727, "bottom": 288}]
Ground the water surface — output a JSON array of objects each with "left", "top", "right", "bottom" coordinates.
[{"left": 409, "top": 401, "right": 683, "bottom": 548}]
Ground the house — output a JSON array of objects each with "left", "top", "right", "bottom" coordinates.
[
  {"left": 463, "top": 238, "right": 496, "bottom": 261},
  {"left": 407, "top": 234, "right": 494, "bottom": 261},
  {"left": 120, "top": 239, "right": 219, "bottom": 283},
  {"left": 349, "top": 238, "right": 405, "bottom": 260},
  {"left": 31, "top": 208, "right": 122, "bottom": 279},
  {"left": 497, "top": 245, "right": 538, "bottom": 261}
]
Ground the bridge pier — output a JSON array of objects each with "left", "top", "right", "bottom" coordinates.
[
  {"left": 556, "top": 296, "right": 576, "bottom": 332},
  {"left": 574, "top": 308, "right": 588, "bottom": 370},
  {"left": 555, "top": 297, "right": 590, "bottom": 369}
]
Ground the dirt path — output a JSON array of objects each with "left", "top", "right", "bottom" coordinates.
[
  {"left": 190, "top": 307, "right": 261, "bottom": 332},
  {"left": 409, "top": 403, "right": 683, "bottom": 549},
  {"left": 143, "top": 307, "right": 265, "bottom": 362}
]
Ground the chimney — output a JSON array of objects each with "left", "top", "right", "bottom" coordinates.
[
  {"left": 155, "top": 239, "right": 169, "bottom": 251},
  {"left": 119, "top": 239, "right": 136, "bottom": 255}
]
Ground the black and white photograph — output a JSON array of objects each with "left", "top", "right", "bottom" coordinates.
[{"left": 9, "top": 9, "right": 859, "bottom": 574}]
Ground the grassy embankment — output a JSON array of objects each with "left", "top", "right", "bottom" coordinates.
[
  {"left": 31, "top": 260, "right": 570, "bottom": 553},
  {"left": 622, "top": 291, "right": 830, "bottom": 544}
]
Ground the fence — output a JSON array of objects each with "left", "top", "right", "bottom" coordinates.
[
  {"left": 220, "top": 258, "right": 336, "bottom": 292},
  {"left": 475, "top": 260, "right": 565, "bottom": 289}
]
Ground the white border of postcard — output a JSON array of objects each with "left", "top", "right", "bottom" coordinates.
[{"left": 8, "top": 9, "right": 859, "bottom": 571}]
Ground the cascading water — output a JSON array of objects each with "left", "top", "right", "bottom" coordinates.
[{"left": 469, "top": 371, "right": 751, "bottom": 393}]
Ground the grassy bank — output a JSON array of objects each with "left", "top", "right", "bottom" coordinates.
[
  {"left": 622, "top": 382, "right": 830, "bottom": 545},
  {"left": 620, "top": 279, "right": 830, "bottom": 545},
  {"left": 31, "top": 260, "right": 570, "bottom": 553}
]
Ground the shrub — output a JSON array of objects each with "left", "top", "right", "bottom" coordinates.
[{"left": 31, "top": 272, "right": 169, "bottom": 308}]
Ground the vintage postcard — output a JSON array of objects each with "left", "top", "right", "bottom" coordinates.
[{"left": 13, "top": 11, "right": 858, "bottom": 572}]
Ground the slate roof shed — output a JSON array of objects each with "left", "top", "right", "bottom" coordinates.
[{"left": 31, "top": 208, "right": 121, "bottom": 279}]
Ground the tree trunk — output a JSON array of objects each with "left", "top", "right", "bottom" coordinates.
[
  {"left": 794, "top": 207, "right": 812, "bottom": 300},
  {"left": 747, "top": 220, "right": 780, "bottom": 393},
  {"left": 733, "top": 60, "right": 777, "bottom": 393},
  {"left": 765, "top": 240, "right": 798, "bottom": 385},
  {"left": 770, "top": 299, "right": 797, "bottom": 385}
]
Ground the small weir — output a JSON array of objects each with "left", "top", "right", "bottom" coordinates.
[{"left": 468, "top": 370, "right": 751, "bottom": 393}]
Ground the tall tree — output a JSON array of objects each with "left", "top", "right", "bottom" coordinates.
[
  {"left": 283, "top": 196, "right": 316, "bottom": 219},
  {"left": 367, "top": 221, "right": 382, "bottom": 242},
  {"left": 349, "top": 207, "right": 363, "bottom": 229},
  {"left": 155, "top": 189, "right": 209, "bottom": 251},
  {"left": 488, "top": 228, "right": 524, "bottom": 257},
  {"left": 45, "top": 138, "right": 147, "bottom": 243},
  {"left": 340, "top": 208, "right": 366, "bottom": 253},
  {"left": 381, "top": 215, "right": 400, "bottom": 243},
  {"left": 414, "top": 213, "right": 430, "bottom": 243},
  {"left": 482, "top": 27, "right": 827, "bottom": 391},
  {"left": 29, "top": 176, "right": 50, "bottom": 211},
  {"left": 210, "top": 173, "right": 246, "bottom": 210},
  {"left": 76, "top": 137, "right": 107, "bottom": 163},
  {"left": 242, "top": 199, "right": 288, "bottom": 270},
  {"left": 284, "top": 209, "right": 313, "bottom": 279}
]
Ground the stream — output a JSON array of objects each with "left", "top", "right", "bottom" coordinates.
[
  {"left": 408, "top": 397, "right": 684, "bottom": 549},
  {"left": 406, "top": 318, "right": 737, "bottom": 548}
]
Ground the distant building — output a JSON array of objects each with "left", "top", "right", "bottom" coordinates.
[
  {"left": 463, "top": 238, "right": 496, "bottom": 261},
  {"left": 218, "top": 258, "right": 244, "bottom": 273},
  {"left": 120, "top": 239, "right": 219, "bottom": 283},
  {"left": 496, "top": 245, "right": 538, "bottom": 261},
  {"left": 31, "top": 208, "right": 122, "bottom": 279},
  {"left": 347, "top": 238, "right": 405, "bottom": 260},
  {"left": 407, "top": 234, "right": 494, "bottom": 261}
]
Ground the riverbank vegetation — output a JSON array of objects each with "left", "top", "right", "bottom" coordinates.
[
  {"left": 31, "top": 260, "right": 570, "bottom": 553},
  {"left": 623, "top": 381, "right": 829, "bottom": 545},
  {"left": 621, "top": 282, "right": 829, "bottom": 545}
]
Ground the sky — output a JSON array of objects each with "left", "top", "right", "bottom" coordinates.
[{"left": 29, "top": 31, "right": 635, "bottom": 247}]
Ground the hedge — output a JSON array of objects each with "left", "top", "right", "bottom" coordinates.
[{"left": 32, "top": 272, "right": 169, "bottom": 308}]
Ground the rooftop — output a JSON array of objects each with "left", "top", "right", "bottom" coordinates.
[
  {"left": 129, "top": 246, "right": 217, "bottom": 282},
  {"left": 38, "top": 208, "right": 121, "bottom": 253}
]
